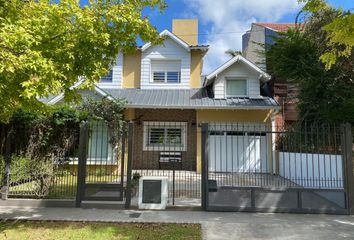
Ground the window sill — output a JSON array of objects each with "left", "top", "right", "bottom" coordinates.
[{"left": 143, "top": 146, "right": 186, "bottom": 152}]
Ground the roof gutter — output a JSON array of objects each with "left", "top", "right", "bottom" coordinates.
[{"left": 124, "top": 104, "right": 281, "bottom": 111}]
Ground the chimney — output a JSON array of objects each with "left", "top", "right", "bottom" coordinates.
[{"left": 172, "top": 19, "right": 198, "bottom": 45}]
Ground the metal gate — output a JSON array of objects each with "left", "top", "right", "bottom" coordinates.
[
  {"left": 76, "top": 121, "right": 131, "bottom": 207},
  {"left": 201, "top": 122, "right": 354, "bottom": 214},
  {"left": 131, "top": 121, "right": 201, "bottom": 206}
]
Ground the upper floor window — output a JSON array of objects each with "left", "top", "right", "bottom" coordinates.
[
  {"left": 226, "top": 79, "right": 247, "bottom": 97},
  {"left": 151, "top": 60, "right": 181, "bottom": 84},
  {"left": 100, "top": 70, "right": 113, "bottom": 83}
]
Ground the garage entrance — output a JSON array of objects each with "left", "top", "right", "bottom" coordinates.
[
  {"left": 201, "top": 122, "right": 353, "bottom": 214},
  {"left": 208, "top": 124, "right": 268, "bottom": 173}
]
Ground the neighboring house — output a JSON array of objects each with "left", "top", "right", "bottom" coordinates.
[
  {"left": 45, "top": 19, "right": 280, "bottom": 173},
  {"left": 243, "top": 23, "right": 300, "bottom": 125}
]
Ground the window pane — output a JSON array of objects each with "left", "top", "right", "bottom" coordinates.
[
  {"left": 166, "top": 72, "right": 180, "bottom": 83},
  {"left": 166, "top": 128, "right": 182, "bottom": 144},
  {"left": 149, "top": 128, "right": 165, "bottom": 144},
  {"left": 227, "top": 79, "right": 247, "bottom": 96},
  {"left": 100, "top": 70, "right": 113, "bottom": 83},
  {"left": 88, "top": 123, "right": 108, "bottom": 160},
  {"left": 153, "top": 72, "right": 165, "bottom": 83}
]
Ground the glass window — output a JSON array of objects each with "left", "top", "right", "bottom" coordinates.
[
  {"left": 149, "top": 128, "right": 165, "bottom": 144},
  {"left": 144, "top": 122, "right": 186, "bottom": 151},
  {"left": 166, "top": 72, "right": 180, "bottom": 83},
  {"left": 151, "top": 60, "right": 181, "bottom": 83},
  {"left": 88, "top": 122, "right": 109, "bottom": 160},
  {"left": 166, "top": 128, "right": 182, "bottom": 144},
  {"left": 226, "top": 79, "right": 247, "bottom": 96},
  {"left": 100, "top": 70, "right": 113, "bottom": 83},
  {"left": 152, "top": 72, "right": 165, "bottom": 83}
]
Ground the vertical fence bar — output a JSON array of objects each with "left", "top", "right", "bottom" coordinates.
[
  {"left": 76, "top": 121, "right": 89, "bottom": 208},
  {"left": 2, "top": 130, "right": 14, "bottom": 200},
  {"left": 341, "top": 123, "right": 353, "bottom": 214},
  {"left": 120, "top": 127, "right": 126, "bottom": 186},
  {"left": 201, "top": 123, "right": 209, "bottom": 210},
  {"left": 125, "top": 121, "right": 134, "bottom": 209}
]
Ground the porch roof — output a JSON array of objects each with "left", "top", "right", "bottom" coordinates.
[{"left": 104, "top": 88, "right": 280, "bottom": 110}]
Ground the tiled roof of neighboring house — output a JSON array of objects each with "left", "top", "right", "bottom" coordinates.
[
  {"left": 104, "top": 88, "right": 280, "bottom": 110},
  {"left": 254, "top": 23, "right": 300, "bottom": 32}
]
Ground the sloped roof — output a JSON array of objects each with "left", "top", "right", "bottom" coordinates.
[
  {"left": 141, "top": 29, "right": 190, "bottom": 51},
  {"left": 141, "top": 29, "right": 209, "bottom": 52},
  {"left": 204, "top": 55, "right": 271, "bottom": 85},
  {"left": 104, "top": 88, "right": 280, "bottom": 110},
  {"left": 254, "top": 23, "right": 300, "bottom": 32}
]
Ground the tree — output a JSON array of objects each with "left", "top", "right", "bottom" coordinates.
[
  {"left": 0, "top": 0, "right": 165, "bottom": 121},
  {"left": 225, "top": 49, "right": 242, "bottom": 58},
  {"left": 267, "top": 8, "right": 354, "bottom": 125},
  {"left": 299, "top": 0, "right": 354, "bottom": 69}
]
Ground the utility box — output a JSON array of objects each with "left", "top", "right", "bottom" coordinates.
[{"left": 138, "top": 176, "right": 168, "bottom": 210}]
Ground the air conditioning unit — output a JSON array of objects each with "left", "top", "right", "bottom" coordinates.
[{"left": 138, "top": 176, "right": 168, "bottom": 210}]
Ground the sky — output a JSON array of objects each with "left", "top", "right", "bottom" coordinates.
[{"left": 80, "top": 0, "right": 353, "bottom": 74}]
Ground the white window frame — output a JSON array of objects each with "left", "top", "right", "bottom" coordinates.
[
  {"left": 143, "top": 122, "right": 187, "bottom": 151},
  {"left": 150, "top": 59, "right": 182, "bottom": 84},
  {"left": 225, "top": 77, "right": 249, "bottom": 98}
]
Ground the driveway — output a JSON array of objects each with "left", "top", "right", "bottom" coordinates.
[{"left": 0, "top": 206, "right": 353, "bottom": 239}]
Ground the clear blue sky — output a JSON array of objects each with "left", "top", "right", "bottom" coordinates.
[{"left": 79, "top": 0, "right": 353, "bottom": 73}]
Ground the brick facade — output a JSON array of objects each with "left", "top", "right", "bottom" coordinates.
[{"left": 132, "top": 109, "right": 197, "bottom": 171}]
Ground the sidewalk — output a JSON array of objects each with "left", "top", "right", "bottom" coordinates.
[{"left": 1, "top": 206, "right": 354, "bottom": 239}]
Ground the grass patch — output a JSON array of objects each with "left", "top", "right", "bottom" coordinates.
[{"left": 0, "top": 220, "right": 201, "bottom": 240}]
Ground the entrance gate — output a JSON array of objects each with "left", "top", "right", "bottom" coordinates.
[
  {"left": 76, "top": 121, "right": 131, "bottom": 207},
  {"left": 201, "top": 122, "right": 353, "bottom": 214}
]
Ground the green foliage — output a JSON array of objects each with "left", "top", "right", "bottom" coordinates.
[
  {"left": 132, "top": 172, "right": 141, "bottom": 187},
  {"left": 79, "top": 97, "right": 126, "bottom": 145},
  {"left": 92, "top": 167, "right": 107, "bottom": 177},
  {"left": 267, "top": 19, "right": 354, "bottom": 124},
  {"left": 225, "top": 49, "right": 242, "bottom": 58},
  {"left": 299, "top": 0, "right": 354, "bottom": 69},
  {"left": 0, "top": 0, "right": 165, "bottom": 121},
  {"left": 2, "top": 105, "right": 84, "bottom": 158}
]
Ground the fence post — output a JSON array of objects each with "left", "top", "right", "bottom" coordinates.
[
  {"left": 201, "top": 123, "right": 209, "bottom": 210},
  {"left": 125, "top": 121, "right": 134, "bottom": 209},
  {"left": 342, "top": 123, "right": 354, "bottom": 214},
  {"left": 75, "top": 121, "right": 89, "bottom": 208},
  {"left": 1, "top": 130, "right": 13, "bottom": 200}
]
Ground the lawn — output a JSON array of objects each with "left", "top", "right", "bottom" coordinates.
[{"left": 0, "top": 221, "right": 201, "bottom": 240}]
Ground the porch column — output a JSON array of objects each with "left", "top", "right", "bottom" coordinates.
[{"left": 196, "top": 126, "right": 202, "bottom": 174}]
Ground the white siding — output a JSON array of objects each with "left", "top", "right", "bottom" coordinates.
[
  {"left": 213, "top": 61, "right": 261, "bottom": 99},
  {"left": 141, "top": 38, "right": 191, "bottom": 89},
  {"left": 97, "top": 52, "right": 123, "bottom": 89}
]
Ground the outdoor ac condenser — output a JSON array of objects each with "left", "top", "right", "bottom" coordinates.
[{"left": 138, "top": 176, "right": 168, "bottom": 210}]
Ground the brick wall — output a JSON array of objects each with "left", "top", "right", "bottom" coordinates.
[{"left": 132, "top": 109, "right": 197, "bottom": 171}]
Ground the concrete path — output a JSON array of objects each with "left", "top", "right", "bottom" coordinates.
[{"left": 0, "top": 206, "right": 354, "bottom": 239}]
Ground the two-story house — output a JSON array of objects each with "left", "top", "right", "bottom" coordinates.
[{"left": 46, "top": 19, "right": 280, "bottom": 174}]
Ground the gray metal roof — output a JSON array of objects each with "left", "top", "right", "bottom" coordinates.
[{"left": 103, "top": 88, "right": 280, "bottom": 110}]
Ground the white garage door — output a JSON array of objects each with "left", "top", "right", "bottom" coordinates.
[{"left": 209, "top": 131, "right": 268, "bottom": 173}]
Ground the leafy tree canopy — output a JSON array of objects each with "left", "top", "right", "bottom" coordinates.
[
  {"left": 0, "top": 0, "right": 165, "bottom": 122},
  {"left": 267, "top": 7, "right": 354, "bottom": 124},
  {"left": 299, "top": 0, "right": 354, "bottom": 69}
]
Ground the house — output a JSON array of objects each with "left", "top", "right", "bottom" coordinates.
[
  {"left": 46, "top": 19, "right": 280, "bottom": 174},
  {"left": 243, "top": 23, "right": 300, "bottom": 125}
]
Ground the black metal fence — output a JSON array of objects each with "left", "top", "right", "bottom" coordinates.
[
  {"left": 201, "top": 122, "right": 353, "bottom": 214},
  {"left": 131, "top": 121, "right": 201, "bottom": 204},
  {"left": 5, "top": 143, "right": 79, "bottom": 199},
  {"left": 1, "top": 119, "right": 353, "bottom": 214},
  {"left": 75, "top": 121, "right": 127, "bottom": 206}
]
